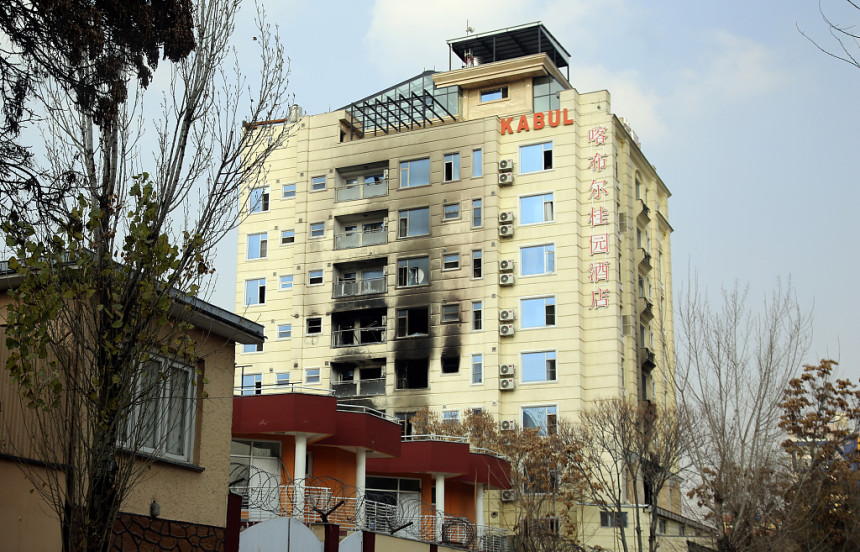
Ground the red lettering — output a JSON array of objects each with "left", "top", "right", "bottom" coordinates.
[
  {"left": 548, "top": 109, "right": 561, "bottom": 127},
  {"left": 533, "top": 112, "right": 545, "bottom": 130},
  {"left": 563, "top": 108, "right": 574, "bottom": 126},
  {"left": 517, "top": 115, "right": 530, "bottom": 133},
  {"left": 500, "top": 117, "right": 514, "bottom": 135}
]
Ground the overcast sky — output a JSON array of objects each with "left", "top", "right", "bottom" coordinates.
[{"left": 211, "top": 0, "right": 860, "bottom": 378}]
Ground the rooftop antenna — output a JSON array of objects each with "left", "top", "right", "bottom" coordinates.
[{"left": 465, "top": 20, "right": 474, "bottom": 35}]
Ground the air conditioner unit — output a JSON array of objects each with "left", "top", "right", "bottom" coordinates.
[
  {"left": 499, "top": 309, "right": 516, "bottom": 321},
  {"left": 499, "top": 211, "right": 515, "bottom": 223},
  {"left": 500, "top": 419, "right": 517, "bottom": 432},
  {"left": 499, "top": 324, "right": 515, "bottom": 336},
  {"left": 498, "top": 159, "right": 514, "bottom": 171},
  {"left": 500, "top": 364, "right": 516, "bottom": 376},
  {"left": 499, "top": 259, "right": 515, "bottom": 272},
  {"left": 500, "top": 489, "right": 516, "bottom": 501},
  {"left": 498, "top": 224, "right": 514, "bottom": 237},
  {"left": 498, "top": 173, "right": 514, "bottom": 185},
  {"left": 499, "top": 273, "right": 515, "bottom": 286},
  {"left": 499, "top": 377, "right": 515, "bottom": 390}
]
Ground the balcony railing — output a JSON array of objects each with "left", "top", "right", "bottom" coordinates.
[
  {"left": 335, "top": 179, "right": 389, "bottom": 202},
  {"left": 331, "top": 327, "right": 386, "bottom": 348},
  {"left": 333, "top": 276, "right": 386, "bottom": 298},
  {"left": 334, "top": 227, "right": 387, "bottom": 250},
  {"left": 331, "top": 377, "right": 386, "bottom": 398}
]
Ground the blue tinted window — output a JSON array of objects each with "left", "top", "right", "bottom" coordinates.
[
  {"left": 520, "top": 142, "right": 553, "bottom": 173},
  {"left": 400, "top": 158, "right": 430, "bottom": 188},
  {"left": 522, "top": 352, "right": 557, "bottom": 383},
  {"left": 472, "top": 149, "right": 483, "bottom": 178},
  {"left": 521, "top": 244, "right": 554, "bottom": 276},
  {"left": 521, "top": 297, "right": 556, "bottom": 328},
  {"left": 520, "top": 193, "right": 554, "bottom": 224},
  {"left": 245, "top": 278, "right": 266, "bottom": 305}
]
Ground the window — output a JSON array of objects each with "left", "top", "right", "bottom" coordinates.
[
  {"left": 279, "top": 274, "right": 293, "bottom": 290},
  {"left": 472, "top": 149, "right": 483, "bottom": 178},
  {"left": 308, "top": 269, "right": 324, "bottom": 286},
  {"left": 635, "top": 178, "right": 642, "bottom": 200},
  {"left": 472, "top": 250, "right": 483, "bottom": 278},
  {"left": 282, "top": 183, "right": 296, "bottom": 198},
  {"left": 472, "top": 354, "right": 483, "bottom": 384},
  {"left": 441, "top": 356, "right": 460, "bottom": 373},
  {"left": 658, "top": 519, "right": 666, "bottom": 534},
  {"left": 281, "top": 229, "right": 295, "bottom": 245},
  {"left": 306, "top": 367, "right": 320, "bottom": 384},
  {"left": 443, "top": 203, "right": 460, "bottom": 220},
  {"left": 126, "top": 358, "right": 196, "bottom": 462},
  {"left": 242, "top": 373, "right": 262, "bottom": 395},
  {"left": 442, "top": 253, "right": 460, "bottom": 271},
  {"left": 533, "top": 75, "right": 563, "bottom": 112},
  {"left": 472, "top": 301, "right": 483, "bottom": 331},
  {"left": 398, "top": 207, "right": 430, "bottom": 238},
  {"left": 480, "top": 87, "right": 508, "bottom": 102},
  {"left": 399, "top": 158, "right": 430, "bottom": 188},
  {"left": 245, "top": 278, "right": 266, "bottom": 306},
  {"left": 522, "top": 405, "right": 558, "bottom": 436},
  {"left": 679, "top": 525, "right": 686, "bottom": 537},
  {"left": 230, "top": 440, "right": 281, "bottom": 507},
  {"left": 397, "top": 257, "right": 429, "bottom": 286},
  {"left": 521, "top": 297, "right": 556, "bottom": 328},
  {"left": 520, "top": 142, "right": 553, "bottom": 173},
  {"left": 243, "top": 340, "right": 263, "bottom": 353},
  {"left": 276, "top": 373, "right": 291, "bottom": 386},
  {"left": 249, "top": 186, "right": 269, "bottom": 213},
  {"left": 247, "top": 232, "right": 268, "bottom": 260},
  {"left": 396, "top": 307, "right": 429, "bottom": 337},
  {"left": 520, "top": 193, "right": 554, "bottom": 224},
  {"left": 521, "top": 244, "right": 555, "bottom": 276},
  {"left": 442, "top": 410, "right": 460, "bottom": 423},
  {"left": 277, "top": 324, "right": 292, "bottom": 339},
  {"left": 600, "top": 512, "right": 628, "bottom": 528},
  {"left": 441, "top": 304, "right": 460, "bottom": 323},
  {"left": 306, "top": 317, "right": 322, "bottom": 335},
  {"left": 443, "top": 153, "right": 460, "bottom": 182},
  {"left": 395, "top": 359, "right": 429, "bottom": 389},
  {"left": 310, "top": 222, "right": 325, "bottom": 238},
  {"left": 522, "top": 351, "right": 557, "bottom": 383},
  {"left": 471, "top": 199, "right": 482, "bottom": 227},
  {"left": 311, "top": 175, "right": 326, "bottom": 192}
]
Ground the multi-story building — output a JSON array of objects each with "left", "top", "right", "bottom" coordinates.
[{"left": 235, "top": 22, "right": 695, "bottom": 549}]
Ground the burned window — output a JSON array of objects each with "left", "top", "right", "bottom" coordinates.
[
  {"left": 441, "top": 356, "right": 460, "bottom": 374},
  {"left": 396, "top": 307, "right": 429, "bottom": 337},
  {"left": 395, "top": 359, "right": 428, "bottom": 390}
]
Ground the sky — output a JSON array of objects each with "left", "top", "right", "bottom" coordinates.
[{"left": 211, "top": 0, "right": 860, "bottom": 379}]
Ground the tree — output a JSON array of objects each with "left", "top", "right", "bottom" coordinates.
[
  {"left": 799, "top": 1, "right": 860, "bottom": 71},
  {"left": 411, "top": 409, "right": 591, "bottom": 552},
  {"left": 777, "top": 360, "right": 860, "bottom": 552},
  {"left": 674, "top": 279, "right": 812, "bottom": 552},
  {"left": 0, "top": 1, "right": 291, "bottom": 550},
  {"left": 571, "top": 398, "right": 687, "bottom": 552}
]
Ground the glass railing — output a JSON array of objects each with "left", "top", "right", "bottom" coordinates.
[
  {"left": 333, "top": 276, "right": 386, "bottom": 298},
  {"left": 334, "top": 227, "right": 387, "bottom": 250},
  {"left": 331, "top": 327, "right": 386, "bottom": 348},
  {"left": 335, "top": 179, "right": 389, "bottom": 202}
]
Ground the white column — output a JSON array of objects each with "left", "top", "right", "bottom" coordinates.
[
  {"left": 476, "top": 484, "right": 485, "bottom": 542},
  {"left": 293, "top": 433, "right": 307, "bottom": 520},
  {"left": 355, "top": 448, "right": 367, "bottom": 528},
  {"left": 435, "top": 473, "right": 446, "bottom": 542}
]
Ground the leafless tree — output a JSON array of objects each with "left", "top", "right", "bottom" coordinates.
[
  {"left": 799, "top": 1, "right": 860, "bottom": 71},
  {"left": 673, "top": 279, "right": 811, "bottom": 552},
  {"left": 0, "top": 0, "right": 291, "bottom": 550}
]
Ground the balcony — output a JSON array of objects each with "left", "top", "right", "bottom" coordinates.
[
  {"left": 335, "top": 175, "right": 389, "bottom": 202},
  {"left": 636, "top": 198, "right": 651, "bottom": 224},
  {"left": 638, "top": 295, "right": 654, "bottom": 322},
  {"left": 638, "top": 248, "right": 652, "bottom": 272},
  {"left": 333, "top": 275, "right": 386, "bottom": 298},
  {"left": 334, "top": 225, "right": 387, "bottom": 250},
  {"left": 331, "top": 327, "right": 386, "bottom": 348},
  {"left": 331, "top": 377, "right": 386, "bottom": 398},
  {"left": 639, "top": 347, "right": 656, "bottom": 372}
]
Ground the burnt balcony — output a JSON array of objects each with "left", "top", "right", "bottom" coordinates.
[
  {"left": 330, "top": 361, "right": 386, "bottom": 398},
  {"left": 333, "top": 275, "right": 386, "bottom": 298},
  {"left": 334, "top": 225, "right": 387, "bottom": 250},
  {"left": 331, "top": 308, "right": 387, "bottom": 348},
  {"left": 331, "top": 377, "right": 386, "bottom": 398}
]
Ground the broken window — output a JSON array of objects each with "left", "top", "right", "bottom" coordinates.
[
  {"left": 395, "top": 359, "right": 428, "bottom": 390},
  {"left": 396, "top": 307, "right": 429, "bottom": 337}
]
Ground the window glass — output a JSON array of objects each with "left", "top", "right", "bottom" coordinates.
[
  {"left": 520, "top": 142, "right": 553, "bottom": 173},
  {"left": 306, "top": 368, "right": 321, "bottom": 384},
  {"left": 472, "top": 199, "right": 482, "bottom": 227},
  {"left": 472, "top": 250, "right": 482, "bottom": 278},
  {"left": 443, "top": 153, "right": 460, "bottom": 182},
  {"left": 399, "top": 158, "right": 430, "bottom": 188},
  {"left": 243, "top": 342, "right": 263, "bottom": 353},
  {"left": 443, "top": 203, "right": 460, "bottom": 220},
  {"left": 247, "top": 232, "right": 268, "bottom": 259},
  {"left": 242, "top": 373, "right": 262, "bottom": 395},
  {"left": 480, "top": 87, "right": 508, "bottom": 102},
  {"left": 472, "top": 149, "right": 483, "bottom": 178},
  {"left": 522, "top": 351, "right": 557, "bottom": 382},
  {"left": 442, "top": 410, "right": 460, "bottom": 422},
  {"left": 398, "top": 207, "right": 430, "bottom": 237},
  {"left": 281, "top": 229, "right": 295, "bottom": 245},
  {"left": 397, "top": 257, "right": 429, "bottom": 286},
  {"left": 249, "top": 187, "right": 269, "bottom": 213},
  {"left": 310, "top": 222, "right": 325, "bottom": 238},
  {"left": 442, "top": 304, "right": 460, "bottom": 322},
  {"left": 521, "top": 296, "right": 556, "bottom": 328},
  {"left": 245, "top": 278, "right": 266, "bottom": 305},
  {"left": 282, "top": 183, "right": 296, "bottom": 198},
  {"left": 533, "top": 76, "right": 563, "bottom": 112},
  {"left": 277, "top": 373, "right": 291, "bottom": 386},
  {"left": 306, "top": 318, "right": 322, "bottom": 335},
  {"left": 472, "top": 354, "right": 483, "bottom": 384},
  {"left": 520, "top": 193, "right": 554, "bottom": 224},
  {"left": 308, "top": 269, "right": 324, "bottom": 285},
  {"left": 472, "top": 301, "right": 483, "bottom": 331},
  {"left": 442, "top": 253, "right": 460, "bottom": 271},
  {"left": 279, "top": 274, "right": 293, "bottom": 290},
  {"left": 278, "top": 324, "right": 292, "bottom": 339},
  {"left": 522, "top": 405, "right": 558, "bottom": 436},
  {"left": 311, "top": 176, "right": 326, "bottom": 191},
  {"left": 521, "top": 244, "right": 555, "bottom": 276}
]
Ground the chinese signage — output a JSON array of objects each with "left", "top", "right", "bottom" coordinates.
[{"left": 588, "top": 124, "right": 611, "bottom": 310}]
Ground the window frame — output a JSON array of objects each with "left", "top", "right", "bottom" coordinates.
[
  {"left": 276, "top": 373, "right": 291, "bottom": 386},
  {"left": 247, "top": 232, "right": 268, "bottom": 260},
  {"left": 471, "top": 199, "right": 483, "bottom": 228},
  {"left": 521, "top": 350, "right": 558, "bottom": 383},
  {"left": 311, "top": 175, "right": 326, "bottom": 192},
  {"left": 519, "top": 141, "right": 553, "bottom": 174},
  {"left": 243, "top": 341, "right": 263, "bottom": 354},
  {"left": 519, "top": 192, "right": 555, "bottom": 225},
  {"left": 305, "top": 367, "right": 321, "bottom": 384},
  {"left": 442, "top": 202, "right": 460, "bottom": 221},
  {"left": 520, "top": 243, "right": 555, "bottom": 277},
  {"left": 471, "top": 353, "right": 483, "bottom": 385},
  {"left": 279, "top": 274, "right": 293, "bottom": 291},
  {"left": 249, "top": 186, "right": 270, "bottom": 214},
  {"left": 397, "top": 256, "right": 430, "bottom": 287},
  {"left": 472, "top": 301, "right": 483, "bottom": 331},
  {"left": 520, "top": 296, "right": 556, "bottom": 329},
  {"left": 277, "top": 324, "right": 292, "bottom": 339},
  {"left": 245, "top": 278, "right": 266, "bottom": 306},
  {"left": 398, "top": 206, "right": 430, "bottom": 238},
  {"left": 309, "top": 222, "right": 325, "bottom": 239},
  {"left": 282, "top": 183, "right": 297, "bottom": 199},
  {"left": 443, "top": 153, "right": 460, "bottom": 182},
  {"left": 522, "top": 404, "right": 558, "bottom": 436},
  {"left": 308, "top": 269, "right": 324, "bottom": 286},
  {"left": 306, "top": 317, "right": 323, "bottom": 336},
  {"left": 472, "top": 149, "right": 483, "bottom": 178},
  {"left": 399, "top": 158, "right": 431, "bottom": 189},
  {"left": 472, "top": 249, "right": 483, "bottom": 279},
  {"left": 442, "top": 253, "right": 460, "bottom": 271},
  {"left": 480, "top": 86, "right": 508, "bottom": 102},
  {"left": 281, "top": 229, "right": 295, "bottom": 245},
  {"left": 441, "top": 303, "right": 460, "bottom": 323}
]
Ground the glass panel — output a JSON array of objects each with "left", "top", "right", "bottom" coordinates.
[{"left": 165, "top": 367, "right": 190, "bottom": 455}]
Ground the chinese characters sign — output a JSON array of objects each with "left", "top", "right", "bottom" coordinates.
[{"left": 588, "top": 124, "right": 611, "bottom": 310}]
